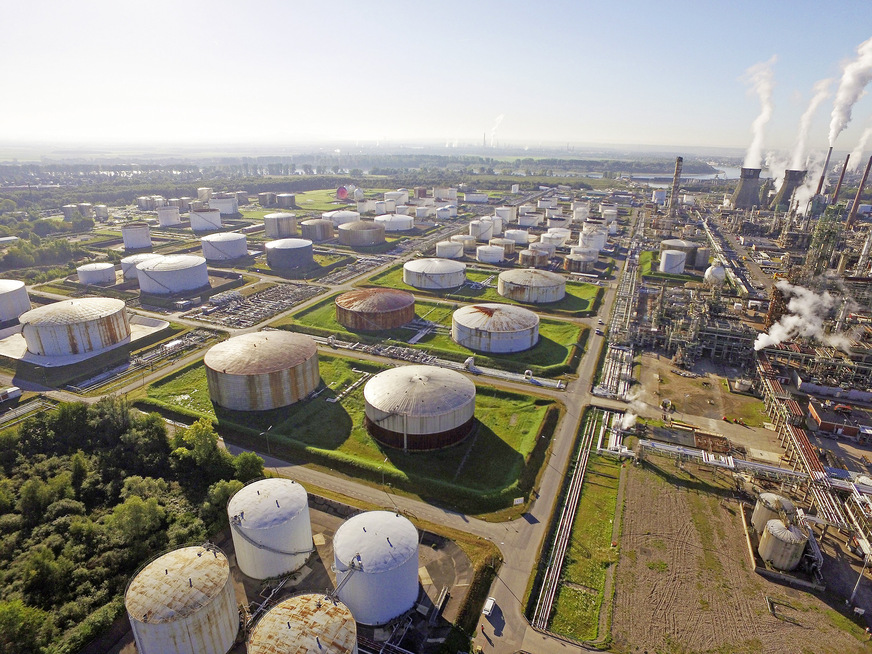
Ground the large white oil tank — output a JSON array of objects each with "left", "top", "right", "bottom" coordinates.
[
  {"left": 476, "top": 245, "right": 504, "bottom": 263},
  {"left": 121, "top": 222, "right": 152, "bottom": 250},
  {"left": 374, "top": 213, "right": 414, "bottom": 232},
  {"left": 518, "top": 213, "right": 542, "bottom": 227},
  {"left": 547, "top": 227, "right": 572, "bottom": 245},
  {"left": 504, "top": 229, "right": 530, "bottom": 246},
  {"left": 518, "top": 204, "right": 535, "bottom": 216},
  {"left": 322, "top": 210, "right": 361, "bottom": 227},
  {"left": 489, "top": 237, "right": 516, "bottom": 255},
  {"left": 385, "top": 190, "right": 408, "bottom": 204},
  {"left": 201, "top": 232, "right": 248, "bottom": 261},
  {"left": 452, "top": 303, "right": 539, "bottom": 353},
  {"left": 0, "top": 280, "right": 30, "bottom": 323},
  {"left": 403, "top": 258, "right": 466, "bottom": 289},
  {"left": 197, "top": 187, "right": 213, "bottom": 201},
  {"left": 498, "top": 269, "right": 566, "bottom": 303},
  {"left": 757, "top": 520, "right": 808, "bottom": 571},
  {"left": 190, "top": 209, "right": 222, "bottom": 232},
  {"left": 547, "top": 216, "right": 570, "bottom": 230},
  {"left": 227, "top": 478, "right": 313, "bottom": 579},
  {"left": 485, "top": 215, "right": 503, "bottom": 236},
  {"left": 77, "top": 262, "right": 116, "bottom": 285},
  {"left": 204, "top": 331, "right": 319, "bottom": 411},
  {"left": 208, "top": 196, "right": 238, "bottom": 216},
  {"left": 694, "top": 247, "right": 710, "bottom": 269},
  {"left": 137, "top": 255, "right": 209, "bottom": 295},
  {"left": 495, "top": 206, "right": 516, "bottom": 223},
  {"left": 333, "top": 511, "right": 419, "bottom": 625},
  {"left": 263, "top": 212, "right": 297, "bottom": 238},
  {"left": 659, "top": 250, "right": 686, "bottom": 274},
  {"left": 125, "top": 545, "right": 237, "bottom": 654},
  {"left": 450, "top": 234, "right": 478, "bottom": 252},
  {"left": 529, "top": 241, "right": 556, "bottom": 258},
  {"left": 121, "top": 253, "right": 164, "bottom": 280},
  {"left": 540, "top": 232, "right": 565, "bottom": 249},
  {"left": 469, "top": 220, "right": 494, "bottom": 242},
  {"left": 276, "top": 193, "right": 296, "bottom": 209},
  {"left": 248, "top": 594, "right": 357, "bottom": 654},
  {"left": 751, "top": 493, "right": 797, "bottom": 534},
  {"left": 157, "top": 206, "right": 182, "bottom": 227},
  {"left": 435, "top": 240, "right": 464, "bottom": 259},
  {"left": 20, "top": 298, "right": 130, "bottom": 356}
]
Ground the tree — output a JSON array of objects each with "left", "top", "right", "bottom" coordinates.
[
  {"left": 21, "top": 546, "right": 74, "bottom": 608},
  {"left": 172, "top": 419, "right": 234, "bottom": 483},
  {"left": 200, "top": 479, "right": 243, "bottom": 529},
  {"left": 0, "top": 599, "right": 54, "bottom": 653},
  {"left": 233, "top": 451, "right": 264, "bottom": 483},
  {"left": 17, "top": 479, "right": 52, "bottom": 523},
  {"left": 105, "top": 495, "right": 165, "bottom": 546}
]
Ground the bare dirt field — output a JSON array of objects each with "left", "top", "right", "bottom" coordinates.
[{"left": 611, "top": 456, "right": 871, "bottom": 654}]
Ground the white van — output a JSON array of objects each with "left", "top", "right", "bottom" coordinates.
[{"left": 482, "top": 596, "right": 496, "bottom": 617}]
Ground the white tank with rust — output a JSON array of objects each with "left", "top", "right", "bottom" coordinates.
[
  {"left": 757, "top": 519, "right": 807, "bottom": 571},
  {"left": 452, "top": 303, "right": 539, "bottom": 353},
  {"left": 435, "top": 240, "right": 463, "bottom": 259},
  {"left": 403, "top": 258, "right": 466, "bottom": 289},
  {"left": 248, "top": 593, "right": 358, "bottom": 654},
  {"left": 498, "top": 268, "right": 566, "bottom": 303},
  {"left": 157, "top": 206, "right": 181, "bottom": 227},
  {"left": 137, "top": 255, "right": 209, "bottom": 295},
  {"left": 264, "top": 212, "right": 297, "bottom": 238},
  {"left": 122, "top": 222, "right": 152, "bottom": 250},
  {"left": 190, "top": 208, "right": 222, "bottom": 232},
  {"left": 19, "top": 298, "right": 130, "bottom": 356},
  {"left": 751, "top": 493, "right": 797, "bottom": 534},
  {"left": 121, "top": 254, "right": 164, "bottom": 280}
]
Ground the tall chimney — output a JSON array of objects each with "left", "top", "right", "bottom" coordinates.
[
  {"left": 668, "top": 156, "right": 683, "bottom": 217},
  {"left": 846, "top": 155, "right": 872, "bottom": 229},
  {"left": 831, "top": 153, "right": 851, "bottom": 205},
  {"left": 815, "top": 146, "right": 833, "bottom": 195}
]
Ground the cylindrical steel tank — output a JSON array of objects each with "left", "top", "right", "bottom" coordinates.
[
  {"left": 20, "top": 298, "right": 130, "bottom": 356},
  {"left": 547, "top": 227, "right": 572, "bottom": 245},
  {"left": 659, "top": 239, "right": 700, "bottom": 258},
  {"left": 265, "top": 238, "right": 314, "bottom": 269},
  {"left": 276, "top": 193, "right": 296, "bottom": 208},
  {"left": 540, "top": 232, "right": 565, "bottom": 249},
  {"left": 62, "top": 204, "right": 78, "bottom": 220},
  {"left": 258, "top": 192, "right": 276, "bottom": 207},
  {"left": 469, "top": 220, "right": 494, "bottom": 242},
  {"left": 300, "top": 218, "right": 335, "bottom": 241},
  {"left": 323, "top": 210, "right": 360, "bottom": 227},
  {"left": 450, "top": 234, "right": 478, "bottom": 252},
  {"left": 338, "top": 221, "right": 386, "bottom": 247},
  {"left": 137, "top": 255, "right": 209, "bottom": 295},
  {"left": 263, "top": 212, "right": 297, "bottom": 238},
  {"left": 495, "top": 206, "right": 516, "bottom": 223},
  {"left": 518, "top": 213, "right": 542, "bottom": 227},
  {"left": 201, "top": 232, "right": 248, "bottom": 261},
  {"left": 121, "top": 253, "right": 164, "bottom": 280},
  {"left": 452, "top": 303, "right": 539, "bottom": 353},
  {"left": 498, "top": 269, "right": 566, "bottom": 303},
  {"left": 374, "top": 213, "right": 414, "bottom": 232},
  {"left": 122, "top": 222, "right": 153, "bottom": 249},
  {"left": 694, "top": 247, "right": 710, "bottom": 269},
  {"left": 77, "top": 262, "right": 117, "bottom": 285},
  {"left": 248, "top": 593, "right": 357, "bottom": 654},
  {"left": 94, "top": 204, "right": 109, "bottom": 219},
  {"left": 333, "top": 511, "right": 419, "bottom": 625},
  {"left": 435, "top": 240, "right": 464, "bottom": 259},
  {"left": 564, "top": 254, "right": 595, "bottom": 273},
  {"left": 658, "top": 250, "right": 686, "bottom": 274},
  {"left": 335, "top": 289, "right": 415, "bottom": 331},
  {"left": 0, "top": 280, "right": 30, "bottom": 322},
  {"left": 751, "top": 493, "right": 797, "bottom": 534},
  {"left": 518, "top": 249, "right": 549, "bottom": 268},
  {"left": 476, "top": 245, "right": 504, "bottom": 263},
  {"left": 403, "top": 258, "right": 466, "bottom": 289},
  {"left": 485, "top": 216, "right": 503, "bottom": 236},
  {"left": 76, "top": 202, "right": 93, "bottom": 218},
  {"left": 704, "top": 264, "right": 727, "bottom": 286},
  {"left": 504, "top": 229, "right": 530, "bottom": 246},
  {"left": 363, "top": 365, "right": 475, "bottom": 450},
  {"left": 205, "top": 331, "right": 319, "bottom": 411},
  {"left": 227, "top": 478, "right": 313, "bottom": 579},
  {"left": 757, "top": 520, "right": 807, "bottom": 571},
  {"left": 547, "top": 216, "right": 571, "bottom": 230},
  {"left": 190, "top": 209, "right": 223, "bottom": 232},
  {"left": 529, "top": 242, "right": 556, "bottom": 258},
  {"left": 569, "top": 247, "right": 599, "bottom": 262},
  {"left": 157, "top": 206, "right": 182, "bottom": 227},
  {"left": 197, "top": 187, "right": 213, "bottom": 201},
  {"left": 489, "top": 237, "right": 516, "bottom": 255},
  {"left": 125, "top": 545, "right": 237, "bottom": 654}
]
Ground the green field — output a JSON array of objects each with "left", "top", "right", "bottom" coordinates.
[
  {"left": 638, "top": 250, "right": 703, "bottom": 282},
  {"left": 272, "top": 295, "right": 585, "bottom": 377},
  {"left": 143, "top": 354, "right": 557, "bottom": 511},
  {"left": 364, "top": 264, "right": 602, "bottom": 316},
  {"left": 293, "top": 189, "right": 355, "bottom": 213}
]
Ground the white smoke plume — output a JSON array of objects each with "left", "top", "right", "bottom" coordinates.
[
  {"left": 791, "top": 78, "right": 832, "bottom": 169},
  {"left": 792, "top": 151, "right": 826, "bottom": 214},
  {"left": 754, "top": 280, "right": 849, "bottom": 350},
  {"left": 829, "top": 36, "right": 872, "bottom": 146},
  {"left": 765, "top": 151, "right": 789, "bottom": 191},
  {"left": 620, "top": 412, "right": 637, "bottom": 431},
  {"left": 619, "top": 387, "right": 648, "bottom": 431},
  {"left": 742, "top": 56, "right": 777, "bottom": 169},
  {"left": 490, "top": 114, "right": 505, "bottom": 147},
  {"left": 849, "top": 126, "right": 872, "bottom": 171}
]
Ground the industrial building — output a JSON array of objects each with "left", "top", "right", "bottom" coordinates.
[
  {"left": 402, "top": 258, "right": 466, "bottom": 289},
  {"left": 137, "top": 255, "right": 209, "bottom": 295},
  {"left": 335, "top": 288, "right": 415, "bottom": 331},
  {"left": 247, "top": 594, "right": 357, "bottom": 654},
  {"left": 452, "top": 303, "right": 540, "bottom": 353}
]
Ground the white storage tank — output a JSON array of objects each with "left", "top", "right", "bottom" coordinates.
[
  {"left": 190, "top": 208, "right": 222, "bottom": 232},
  {"left": 137, "top": 255, "right": 209, "bottom": 295},
  {"left": 197, "top": 187, "right": 213, "bottom": 201},
  {"left": 489, "top": 237, "right": 516, "bottom": 255},
  {"left": 469, "top": 220, "right": 494, "bottom": 242},
  {"left": 157, "top": 206, "right": 182, "bottom": 227},
  {"left": 227, "top": 478, "right": 313, "bottom": 579},
  {"left": 77, "top": 262, "right": 116, "bottom": 285},
  {"left": 476, "top": 245, "right": 504, "bottom": 263},
  {"left": 94, "top": 204, "right": 109, "bottom": 220},
  {"left": 263, "top": 212, "right": 297, "bottom": 238},
  {"left": 704, "top": 264, "right": 727, "bottom": 286},
  {"left": 201, "top": 232, "right": 247, "bottom": 261},
  {"left": 76, "top": 202, "right": 94, "bottom": 218},
  {"left": 758, "top": 520, "right": 807, "bottom": 571},
  {"left": 505, "top": 229, "right": 530, "bottom": 246},
  {"left": 248, "top": 593, "right": 357, "bottom": 654},
  {"left": 540, "top": 232, "right": 565, "bottom": 249},
  {"left": 518, "top": 204, "right": 535, "bottom": 216},
  {"left": 205, "top": 331, "right": 319, "bottom": 411},
  {"left": 300, "top": 218, "right": 335, "bottom": 241},
  {"left": 529, "top": 242, "right": 556, "bottom": 258},
  {"left": 403, "top": 258, "right": 466, "bottom": 289},
  {"left": 751, "top": 493, "right": 797, "bottom": 534},
  {"left": 374, "top": 213, "right": 414, "bottom": 232},
  {"left": 20, "top": 298, "right": 130, "bottom": 356},
  {"left": 385, "top": 190, "right": 409, "bottom": 204},
  {"left": 498, "top": 269, "right": 566, "bottom": 303},
  {"left": 323, "top": 210, "right": 361, "bottom": 227},
  {"left": 0, "top": 280, "right": 30, "bottom": 322},
  {"left": 62, "top": 204, "right": 78, "bottom": 220},
  {"left": 276, "top": 193, "right": 296, "bottom": 209},
  {"left": 547, "top": 216, "right": 571, "bottom": 230},
  {"left": 518, "top": 249, "right": 549, "bottom": 268},
  {"left": 452, "top": 303, "right": 539, "bottom": 353},
  {"left": 518, "top": 212, "right": 542, "bottom": 227},
  {"left": 265, "top": 238, "right": 314, "bottom": 269},
  {"left": 125, "top": 545, "right": 237, "bottom": 654},
  {"left": 547, "top": 227, "right": 572, "bottom": 245},
  {"left": 121, "top": 253, "right": 164, "bottom": 280},
  {"left": 208, "top": 196, "right": 238, "bottom": 216},
  {"left": 450, "top": 234, "right": 478, "bottom": 252},
  {"left": 658, "top": 250, "right": 686, "bottom": 274},
  {"left": 363, "top": 365, "right": 476, "bottom": 450},
  {"left": 435, "top": 240, "right": 464, "bottom": 259},
  {"left": 485, "top": 215, "right": 503, "bottom": 236},
  {"left": 333, "top": 511, "right": 419, "bottom": 625},
  {"left": 495, "top": 206, "right": 516, "bottom": 223},
  {"left": 121, "top": 222, "right": 152, "bottom": 250}
]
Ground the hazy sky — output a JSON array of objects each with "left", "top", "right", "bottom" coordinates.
[{"left": 2, "top": 0, "right": 872, "bottom": 154}]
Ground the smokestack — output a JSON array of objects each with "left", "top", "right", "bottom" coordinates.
[
  {"left": 832, "top": 154, "right": 851, "bottom": 204},
  {"left": 846, "top": 154, "right": 872, "bottom": 229},
  {"left": 769, "top": 170, "right": 807, "bottom": 211},
  {"left": 815, "top": 146, "right": 834, "bottom": 195},
  {"left": 668, "top": 156, "right": 683, "bottom": 217},
  {"left": 731, "top": 167, "right": 763, "bottom": 210}
]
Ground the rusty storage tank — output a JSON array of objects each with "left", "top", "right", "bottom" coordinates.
[
  {"left": 77, "top": 262, "right": 117, "bottom": 285},
  {"left": 0, "top": 280, "right": 31, "bottom": 322},
  {"left": 450, "top": 234, "right": 478, "bottom": 252},
  {"left": 489, "top": 237, "right": 516, "bottom": 255},
  {"left": 435, "top": 240, "right": 464, "bottom": 259},
  {"left": 263, "top": 212, "right": 297, "bottom": 238},
  {"left": 300, "top": 218, "right": 335, "bottom": 241},
  {"left": 258, "top": 192, "right": 276, "bottom": 207},
  {"left": 121, "top": 253, "right": 164, "bottom": 280},
  {"left": 751, "top": 493, "right": 797, "bottom": 534},
  {"left": 517, "top": 248, "right": 549, "bottom": 268},
  {"left": 20, "top": 297, "right": 130, "bottom": 357},
  {"left": 125, "top": 545, "right": 237, "bottom": 654},
  {"left": 190, "top": 208, "right": 223, "bottom": 232},
  {"left": 335, "top": 289, "right": 415, "bottom": 331},
  {"left": 498, "top": 268, "right": 566, "bottom": 303},
  {"left": 248, "top": 593, "right": 357, "bottom": 654},
  {"left": 122, "top": 222, "right": 152, "bottom": 250},
  {"left": 564, "top": 253, "right": 595, "bottom": 273},
  {"left": 529, "top": 241, "right": 556, "bottom": 258},
  {"left": 204, "top": 331, "right": 319, "bottom": 411},
  {"left": 757, "top": 520, "right": 808, "bottom": 571},
  {"left": 265, "top": 238, "right": 314, "bottom": 269},
  {"left": 452, "top": 303, "right": 539, "bottom": 353},
  {"left": 201, "top": 232, "right": 248, "bottom": 261},
  {"left": 137, "top": 255, "right": 209, "bottom": 295},
  {"left": 227, "top": 478, "right": 313, "bottom": 579},
  {"left": 363, "top": 365, "right": 475, "bottom": 450},
  {"left": 157, "top": 205, "right": 182, "bottom": 227},
  {"left": 403, "top": 258, "right": 466, "bottom": 289},
  {"left": 338, "top": 220, "right": 385, "bottom": 247}
]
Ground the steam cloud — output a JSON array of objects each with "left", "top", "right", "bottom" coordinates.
[
  {"left": 791, "top": 79, "right": 832, "bottom": 169},
  {"left": 765, "top": 151, "right": 789, "bottom": 191},
  {"left": 490, "top": 114, "right": 505, "bottom": 147},
  {"left": 754, "top": 280, "right": 850, "bottom": 350},
  {"left": 849, "top": 126, "right": 872, "bottom": 172},
  {"left": 742, "top": 56, "right": 777, "bottom": 169},
  {"left": 828, "top": 36, "right": 872, "bottom": 146},
  {"left": 619, "top": 387, "right": 648, "bottom": 431}
]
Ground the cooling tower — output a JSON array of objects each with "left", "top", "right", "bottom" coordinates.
[
  {"left": 731, "top": 168, "right": 762, "bottom": 210},
  {"left": 769, "top": 170, "right": 806, "bottom": 211}
]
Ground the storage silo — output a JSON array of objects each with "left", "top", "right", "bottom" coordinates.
[
  {"left": 485, "top": 215, "right": 503, "bottom": 236},
  {"left": 452, "top": 303, "right": 539, "bottom": 353},
  {"left": 76, "top": 202, "right": 93, "bottom": 218},
  {"left": 94, "top": 204, "right": 109, "bottom": 220},
  {"left": 197, "top": 187, "right": 213, "bottom": 201},
  {"left": 476, "top": 245, "right": 504, "bottom": 263},
  {"left": 547, "top": 216, "right": 571, "bottom": 230},
  {"left": 0, "top": 280, "right": 30, "bottom": 323},
  {"left": 190, "top": 208, "right": 222, "bottom": 232},
  {"left": 547, "top": 227, "right": 572, "bottom": 245},
  {"left": 263, "top": 212, "right": 297, "bottom": 238},
  {"left": 300, "top": 218, "right": 335, "bottom": 241},
  {"left": 157, "top": 206, "right": 182, "bottom": 227},
  {"left": 205, "top": 331, "right": 319, "bottom": 411},
  {"left": 694, "top": 247, "right": 710, "bottom": 269},
  {"left": 495, "top": 206, "right": 516, "bottom": 223},
  {"left": 403, "top": 258, "right": 466, "bottom": 289},
  {"left": 227, "top": 478, "right": 313, "bottom": 579},
  {"left": 450, "top": 234, "right": 478, "bottom": 252},
  {"left": 20, "top": 298, "right": 130, "bottom": 356},
  {"left": 469, "top": 220, "right": 494, "bottom": 242},
  {"left": 489, "top": 237, "right": 516, "bottom": 255},
  {"left": 385, "top": 190, "right": 409, "bottom": 204},
  {"left": 518, "top": 213, "right": 542, "bottom": 227},
  {"left": 265, "top": 238, "right": 314, "bottom": 269},
  {"left": 276, "top": 193, "right": 296, "bottom": 208},
  {"left": 435, "top": 240, "right": 464, "bottom": 259},
  {"left": 335, "top": 289, "right": 415, "bottom": 331},
  {"left": 248, "top": 594, "right": 357, "bottom": 654},
  {"left": 324, "top": 210, "right": 361, "bottom": 227},
  {"left": 540, "top": 232, "right": 565, "bottom": 249},
  {"left": 518, "top": 249, "right": 549, "bottom": 268},
  {"left": 333, "top": 511, "right": 419, "bottom": 625},
  {"left": 121, "top": 222, "right": 152, "bottom": 250},
  {"left": 201, "top": 232, "right": 248, "bottom": 261},
  {"left": 751, "top": 493, "right": 797, "bottom": 534},
  {"left": 364, "top": 365, "right": 475, "bottom": 450},
  {"left": 374, "top": 213, "right": 414, "bottom": 232},
  {"left": 498, "top": 269, "right": 566, "bottom": 303},
  {"left": 125, "top": 545, "right": 237, "bottom": 654},
  {"left": 504, "top": 229, "right": 530, "bottom": 246},
  {"left": 757, "top": 520, "right": 808, "bottom": 571},
  {"left": 137, "top": 255, "right": 209, "bottom": 295},
  {"left": 77, "top": 262, "right": 117, "bottom": 285},
  {"left": 121, "top": 253, "right": 164, "bottom": 280},
  {"left": 658, "top": 250, "right": 686, "bottom": 274},
  {"left": 659, "top": 239, "right": 699, "bottom": 260},
  {"left": 338, "top": 221, "right": 386, "bottom": 247}
]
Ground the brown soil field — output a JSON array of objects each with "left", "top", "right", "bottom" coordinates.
[{"left": 611, "top": 456, "right": 871, "bottom": 654}]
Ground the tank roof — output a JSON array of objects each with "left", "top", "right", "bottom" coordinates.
[
  {"left": 364, "top": 365, "right": 475, "bottom": 417},
  {"left": 227, "top": 478, "right": 308, "bottom": 531},
  {"left": 264, "top": 212, "right": 296, "bottom": 219},
  {"left": 137, "top": 254, "right": 206, "bottom": 272},
  {"left": 454, "top": 303, "right": 539, "bottom": 332},
  {"left": 248, "top": 594, "right": 356, "bottom": 654},
  {"left": 121, "top": 253, "right": 163, "bottom": 266},
  {"left": 498, "top": 268, "right": 565, "bottom": 287},
  {"left": 201, "top": 232, "right": 246, "bottom": 242},
  {"left": 20, "top": 298, "right": 124, "bottom": 326},
  {"left": 403, "top": 258, "right": 466, "bottom": 274},
  {"left": 204, "top": 331, "right": 316, "bottom": 375},
  {"left": 759, "top": 493, "right": 796, "bottom": 514},
  {"left": 335, "top": 288, "right": 414, "bottom": 313},
  {"left": 661, "top": 239, "right": 700, "bottom": 248},
  {"left": 300, "top": 218, "right": 333, "bottom": 225},
  {"left": 764, "top": 519, "right": 806, "bottom": 544},
  {"left": 265, "top": 238, "right": 312, "bottom": 250},
  {"left": 77, "top": 262, "right": 115, "bottom": 271},
  {"left": 333, "top": 511, "right": 418, "bottom": 572},
  {"left": 0, "top": 279, "right": 25, "bottom": 293},
  {"left": 339, "top": 220, "right": 383, "bottom": 231}
]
